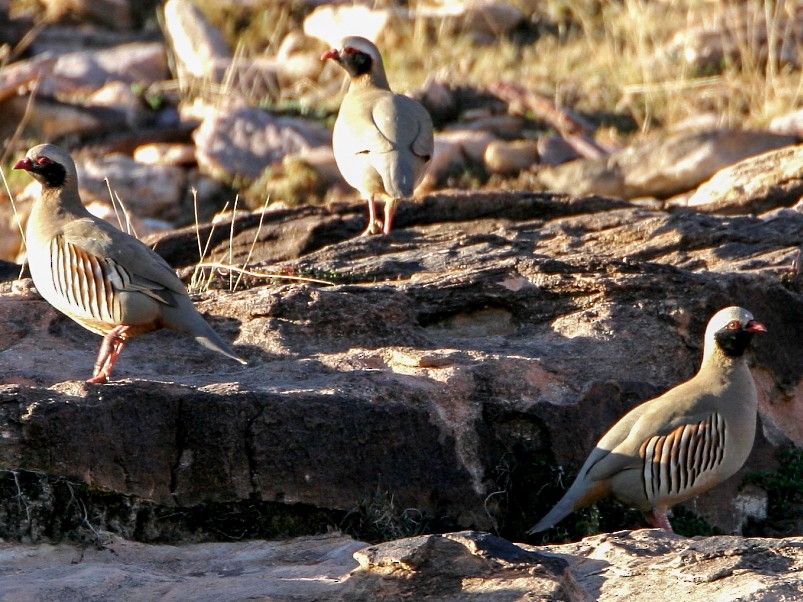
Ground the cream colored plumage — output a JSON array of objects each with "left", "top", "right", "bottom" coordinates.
[
  {"left": 15, "top": 143, "right": 246, "bottom": 383},
  {"left": 322, "top": 36, "right": 434, "bottom": 236},
  {"left": 529, "top": 306, "right": 766, "bottom": 534}
]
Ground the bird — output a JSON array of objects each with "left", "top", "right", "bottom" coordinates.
[
  {"left": 14, "top": 143, "right": 247, "bottom": 383},
  {"left": 322, "top": 36, "right": 434, "bottom": 236},
  {"left": 528, "top": 306, "right": 766, "bottom": 534}
]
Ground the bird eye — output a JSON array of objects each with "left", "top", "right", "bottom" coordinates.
[
  {"left": 726, "top": 320, "right": 741, "bottom": 329},
  {"left": 342, "top": 46, "right": 356, "bottom": 55},
  {"left": 35, "top": 157, "right": 52, "bottom": 166}
]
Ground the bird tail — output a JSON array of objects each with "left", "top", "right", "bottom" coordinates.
[
  {"left": 164, "top": 296, "right": 247, "bottom": 365},
  {"left": 193, "top": 329, "right": 248, "bottom": 365},
  {"left": 376, "top": 150, "right": 417, "bottom": 199},
  {"left": 527, "top": 475, "right": 609, "bottom": 534}
]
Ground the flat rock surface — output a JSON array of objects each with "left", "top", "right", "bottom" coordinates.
[
  {"left": 0, "top": 192, "right": 800, "bottom": 544},
  {"left": 0, "top": 530, "right": 799, "bottom": 601}
]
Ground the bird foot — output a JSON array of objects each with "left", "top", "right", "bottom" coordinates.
[
  {"left": 360, "top": 220, "right": 385, "bottom": 236},
  {"left": 90, "top": 325, "right": 129, "bottom": 383},
  {"left": 645, "top": 508, "right": 674, "bottom": 532}
]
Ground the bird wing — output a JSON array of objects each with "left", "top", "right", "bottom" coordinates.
[
  {"left": 61, "top": 217, "right": 186, "bottom": 303},
  {"left": 371, "top": 94, "right": 434, "bottom": 160},
  {"left": 584, "top": 380, "right": 721, "bottom": 484},
  {"left": 338, "top": 89, "right": 433, "bottom": 157}
]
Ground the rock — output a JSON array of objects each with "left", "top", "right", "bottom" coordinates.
[
  {"left": 305, "top": 1, "right": 523, "bottom": 49},
  {"left": 769, "top": 108, "right": 803, "bottom": 138},
  {"left": 540, "top": 129, "right": 803, "bottom": 200},
  {"left": 39, "top": 0, "right": 135, "bottom": 30},
  {"left": 162, "top": 0, "right": 231, "bottom": 81},
  {"left": 687, "top": 144, "right": 803, "bottom": 215},
  {"left": 0, "top": 95, "right": 128, "bottom": 141},
  {"left": 666, "top": 4, "right": 803, "bottom": 73},
  {"left": 304, "top": 4, "right": 391, "bottom": 48},
  {"left": 1, "top": 191, "right": 801, "bottom": 544},
  {"left": 423, "top": 130, "right": 497, "bottom": 188},
  {"left": 537, "top": 134, "right": 581, "bottom": 165},
  {"left": 0, "top": 533, "right": 367, "bottom": 601},
  {"left": 134, "top": 142, "right": 197, "bottom": 166},
  {"left": 192, "top": 102, "right": 331, "bottom": 183},
  {"left": 0, "top": 530, "right": 797, "bottom": 600},
  {"left": 84, "top": 201, "right": 173, "bottom": 238},
  {"left": 40, "top": 41, "right": 169, "bottom": 97},
  {"left": 538, "top": 157, "right": 625, "bottom": 197},
  {"left": 417, "top": 0, "right": 525, "bottom": 42},
  {"left": 88, "top": 80, "right": 141, "bottom": 111},
  {"left": 75, "top": 154, "right": 187, "bottom": 221},
  {"left": 613, "top": 129, "right": 799, "bottom": 199},
  {"left": 551, "top": 530, "right": 803, "bottom": 601},
  {"left": 0, "top": 54, "right": 57, "bottom": 104},
  {"left": 416, "top": 78, "right": 457, "bottom": 127},
  {"left": 483, "top": 139, "right": 538, "bottom": 175}
]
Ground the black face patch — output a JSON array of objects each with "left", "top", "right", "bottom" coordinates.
[
  {"left": 340, "top": 49, "right": 373, "bottom": 77},
  {"left": 34, "top": 160, "right": 67, "bottom": 188},
  {"left": 714, "top": 326, "right": 755, "bottom": 357}
]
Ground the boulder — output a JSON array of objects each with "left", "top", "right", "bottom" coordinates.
[
  {"left": 75, "top": 154, "right": 187, "bottom": 221},
  {"left": 0, "top": 192, "right": 801, "bottom": 546},
  {"left": 162, "top": 0, "right": 230, "bottom": 81},
  {"left": 39, "top": 41, "right": 169, "bottom": 97},
  {"left": 192, "top": 102, "right": 331, "bottom": 183},
  {"left": 686, "top": 144, "right": 803, "bottom": 215},
  {"left": 614, "top": 129, "right": 798, "bottom": 199},
  {"left": 541, "top": 129, "right": 799, "bottom": 200}
]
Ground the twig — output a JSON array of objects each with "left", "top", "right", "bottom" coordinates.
[
  {"left": 195, "top": 262, "right": 334, "bottom": 286},
  {"left": 489, "top": 80, "right": 610, "bottom": 159}
]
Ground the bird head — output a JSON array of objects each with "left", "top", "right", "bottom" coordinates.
[
  {"left": 321, "top": 36, "right": 388, "bottom": 87},
  {"left": 14, "top": 144, "right": 76, "bottom": 189},
  {"left": 704, "top": 306, "right": 766, "bottom": 359}
]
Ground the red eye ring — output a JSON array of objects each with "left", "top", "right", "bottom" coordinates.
[
  {"left": 726, "top": 320, "right": 741, "bottom": 330},
  {"left": 36, "top": 157, "right": 52, "bottom": 166}
]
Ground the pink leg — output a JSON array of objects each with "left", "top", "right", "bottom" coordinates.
[
  {"left": 361, "top": 195, "right": 381, "bottom": 236},
  {"left": 87, "top": 325, "right": 129, "bottom": 384},
  {"left": 645, "top": 507, "right": 674, "bottom": 532},
  {"left": 382, "top": 198, "right": 397, "bottom": 236}
]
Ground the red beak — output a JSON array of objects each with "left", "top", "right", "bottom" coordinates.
[
  {"left": 321, "top": 48, "right": 340, "bottom": 61},
  {"left": 13, "top": 157, "right": 33, "bottom": 171},
  {"left": 746, "top": 320, "right": 767, "bottom": 333}
]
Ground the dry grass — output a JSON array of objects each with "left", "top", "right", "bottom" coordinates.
[{"left": 195, "top": 0, "right": 802, "bottom": 136}]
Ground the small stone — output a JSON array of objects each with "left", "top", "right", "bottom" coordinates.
[
  {"left": 483, "top": 139, "right": 538, "bottom": 175},
  {"left": 134, "top": 143, "right": 197, "bottom": 167}
]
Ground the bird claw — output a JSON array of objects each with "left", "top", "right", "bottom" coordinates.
[{"left": 361, "top": 219, "right": 385, "bottom": 236}]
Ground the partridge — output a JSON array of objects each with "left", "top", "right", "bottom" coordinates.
[
  {"left": 14, "top": 143, "right": 246, "bottom": 383},
  {"left": 529, "top": 306, "right": 766, "bottom": 534},
  {"left": 322, "top": 36, "right": 434, "bottom": 236}
]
